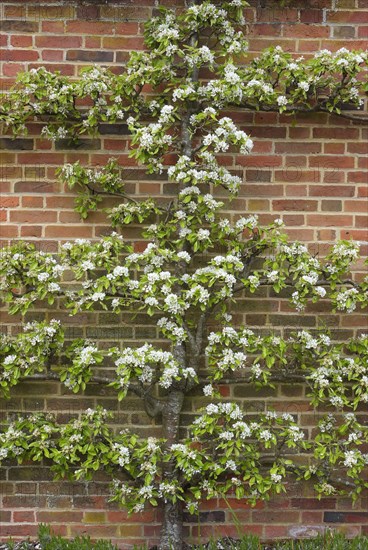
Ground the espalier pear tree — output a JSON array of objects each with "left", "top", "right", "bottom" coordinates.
[{"left": 1, "top": 1, "right": 368, "bottom": 548}]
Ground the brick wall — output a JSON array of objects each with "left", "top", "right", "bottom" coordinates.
[{"left": 0, "top": 0, "right": 367, "bottom": 547}]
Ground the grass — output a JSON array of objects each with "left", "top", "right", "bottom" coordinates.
[{"left": 3, "top": 526, "right": 368, "bottom": 549}]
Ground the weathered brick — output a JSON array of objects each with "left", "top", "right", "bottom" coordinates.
[
  {"left": 272, "top": 200, "right": 318, "bottom": 211},
  {"left": 13, "top": 511, "right": 35, "bottom": 523},
  {"left": 283, "top": 24, "right": 329, "bottom": 38},
  {"left": 324, "top": 511, "right": 368, "bottom": 523},
  {"left": 10, "top": 35, "right": 33, "bottom": 48},
  {"left": 321, "top": 200, "right": 342, "bottom": 211},
  {"left": 66, "top": 50, "right": 114, "bottom": 62},
  {"left": 333, "top": 26, "right": 356, "bottom": 38},
  {"left": 0, "top": 21, "right": 39, "bottom": 32},
  {"left": 309, "top": 185, "right": 355, "bottom": 197},
  {"left": 14, "top": 181, "right": 60, "bottom": 193},
  {"left": 0, "top": 525, "right": 38, "bottom": 537},
  {"left": 100, "top": 6, "right": 151, "bottom": 21},
  {"left": 37, "top": 510, "right": 83, "bottom": 523},
  {"left": 10, "top": 210, "right": 57, "bottom": 223},
  {"left": 1, "top": 50, "right": 40, "bottom": 62},
  {"left": 27, "top": 5, "right": 74, "bottom": 20},
  {"left": 42, "top": 50, "right": 64, "bottom": 62},
  {"left": 0, "top": 511, "right": 11, "bottom": 522}
]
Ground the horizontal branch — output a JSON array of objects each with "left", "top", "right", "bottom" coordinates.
[
  {"left": 22, "top": 372, "right": 164, "bottom": 418},
  {"left": 234, "top": 101, "right": 368, "bottom": 123}
]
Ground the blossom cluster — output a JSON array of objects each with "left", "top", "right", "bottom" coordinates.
[
  {"left": 109, "top": 344, "right": 197, "bottom": 399},
  {"left": 0, "top": 320, "right": 64, "bottom": 398},
  {"left": 168, "top": 152, "right": 243, "bottom": 194},
  {"left": 201, "top": 117, "right": 253, "bottom": 155},
  {"left": 205, "top": 326, "right": 368, "bottom": 412}
]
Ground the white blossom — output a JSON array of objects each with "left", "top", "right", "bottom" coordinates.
[
  {"left": 277, "top": 95, "right": 288, "bottom": 106},
  {"left": 203, "top": 384, "right": 214, "bottom": 396}
]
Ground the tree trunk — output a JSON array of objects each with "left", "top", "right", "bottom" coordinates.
[
  {"left": 159, "top": 389, "right": 185, "bottom": 550},
  {"left": 159, "top": 499, "right": 183, "bottom": 550}
]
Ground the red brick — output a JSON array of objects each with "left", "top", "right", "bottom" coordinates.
[
  {"left": 318, "top": 229, "right": 337, "bottom": 240},
  {"left": 327, "top": 10, "right": 368, "bottom": 23},
  {"left": 324, "top": 143, "right": 345, "bottom": 154},
  {"left": 42, "top": 50, "right": 64, "bottom": 62},
  {"left": 300, "top": 9, "right": 323, "bottom": 23},
  {"left": 309, "top": 156, "right": 355, "bottom": 169},
  {"left": 284, "top": 24, "right": 329, "bottom": 38},
  {"left": 21, "top": 226, "right": 42, "bottom": 237},
  {"left": 237, "top": 155, "right": 282, "bottom": 167},
  {"left": 0, "top": 525, "right": 38, "bottom": 537},
  {"left": 85, "top": 37, "right": 101, "bottom": 49},
  {"left": 10, "top": 210, "right": 56, "bottom": 223},
  {"left": 10, "top": 35, "right": 33, "bottom": 48},
  {"left": 76, "top": 3, "right": 100, "bottom": 19},
  {"left": 0, "top": 50, "right": 39, "bottom": 61},
  {"left": 0, "top": 225, "right": 19, "bottom": 237},
  {"left": 345, "top": 200, "right": 367, "bottom": 211},
  {"left": 14, "top": 181, "right": 60, "bottom": 193},
  {"left": 272, "top": 200, "right": 318, "bottom": 211},
  {"left": 0, "top": 197, "right": 19, "bottom": 207},
  {"left": 13, "top": 511, "right": 35, "bottom": 522},
  {"left": 356, "top": 215, "right": 368, "bottom": 228},
  {"left": 323, "top": 170, "right": 346, "bottom": 184},
  {"left": 46, "top": 197, "right": 75, "bottom": 209},
  {"left": 139, "top": 183, "right": 161, "bottom": 194},
  {"left": 103, "top": 37, "right": 145, "bottom": 50},
  {"left": 21, "top": 197, "right": 44, "bottom": 207},
  {"left": 349, "top": 171, "right": 368, "bottom": 183},
  {"left": 243, "top": 184, "right": 284, "bottom": 196},
  {"left": 256, "top": 8, "right": 298, "bottom": 22},
  {"left": 251, "top": 127, "right": 286, "bottom": 139},
  {"left": 45, "top": 226, "right": 93, "bottom": 238},
  {"left": 35, "top": 36, "right": 82, "bottom": 49},
  {"left": 69, "top": 49, "right": 114, "bottom": 62},
  {"left": 41, "top": 21, "right": 65, "bottom": 33},
  {"left": 307, "top": 215, "right": 353, "bottom": 226},
  {"left": 279, "top": 171, "right": 319, "bottom": 184},
  {"left": 17, "top": 153, "right": 65, "bottom": 164},
  {"left": 37, "top": 511, "right": 83, "bottom": 523},
  {"left": 289, "top": 128, "right": 311, "bottom": 139},
  {"left": 347, "top": 142, "right": 368, "bottom": 154},
  {"left": 341, "top": 315, "right": 368, "bottom": 327},
  {"left": 358, "top": 156, "right": 368, "bottom": 169},
  {"left": 250, "top": 23, "right": 282, "bottom": 37},
  {"left": 313, "top": 128, "right": 359, "bottom": 140},
  {"left": 309, "top": 185, "right": 355, "bottom": 197},
  {"left": 275, "top": 142, "right": 322, "bottom": 154},
  {"left": 340, "top": 229, "right": 368, "bottom": 240},
  {"left": 291, "top": 498, "right": 336, "bottom": 510}
]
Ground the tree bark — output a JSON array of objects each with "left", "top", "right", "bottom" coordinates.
[
  {"left": 159, "top": 389, "right": 185, "bottom": 550},
  {"left": 159, "top": 499, "right": 184, "bottom": 550}
]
